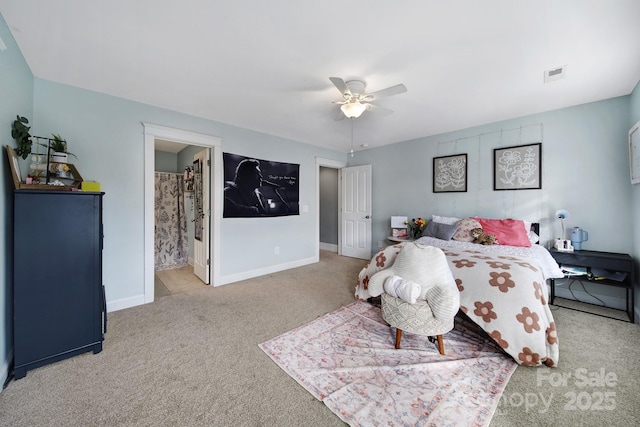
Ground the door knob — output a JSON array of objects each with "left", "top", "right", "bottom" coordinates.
[{"left": 365, "top": 215, "right": 370, "bottom": 219}]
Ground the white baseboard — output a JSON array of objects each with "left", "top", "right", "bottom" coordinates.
[
  {"left": 319, "top": 242, "right": 338, "bottom": 252},
  {"left": 216, "top": 255, "right": 318, "bottom": 287},
  {"left": 107, "top": 294, "right": 146, "bottom": 313}
]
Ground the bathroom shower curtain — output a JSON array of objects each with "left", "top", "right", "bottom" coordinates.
[{"left": 155, "top": 172, "right": 189, "bottom": 271}]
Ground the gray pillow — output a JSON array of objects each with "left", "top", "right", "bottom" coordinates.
[{"left": 423, "top": 220, "right": 459, "bottom": 240}]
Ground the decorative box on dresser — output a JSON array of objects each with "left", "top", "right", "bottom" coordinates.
[{"left": 13, "top": 190, "right": 106, "bottom": 379}]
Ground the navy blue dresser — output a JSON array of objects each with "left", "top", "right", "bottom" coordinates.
[{"left": 13, "top": 190, "right": 106, "bottom": 379}]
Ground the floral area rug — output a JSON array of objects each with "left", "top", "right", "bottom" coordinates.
[{"left": 259, "top": 300, "right": 517, "bottom": 427}]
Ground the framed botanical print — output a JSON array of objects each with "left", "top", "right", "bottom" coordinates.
[
  {"left": 493, "top": 143, "right": 542, "bottom": 190},
  {"left": 433, "top": 154, "right": 467, "bottom": 193}
]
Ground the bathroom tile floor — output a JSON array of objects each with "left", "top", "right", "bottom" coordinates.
[{"left": 154, "top": 265, "right": 207, "bottom": 298}]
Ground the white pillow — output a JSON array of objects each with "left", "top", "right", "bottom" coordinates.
[
  {"left": 383, "top": 275, "right": 421, "bottom": 304},
  {"left": 431, "top": 215, "right": 461, "bottom": 225}
]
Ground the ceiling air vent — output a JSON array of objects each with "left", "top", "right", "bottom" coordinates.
[{"left": 544, "top": 65, "right": 567, "bottom": 84}]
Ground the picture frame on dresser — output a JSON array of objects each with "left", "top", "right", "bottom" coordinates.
[
  {"left": 629, "top": 120, "right": 640, "bottom": 184},
  {"left": 493, "top": 142, "right": 542, "bottom": 190},
  {"left": 5, "top": 145, "right": 22, "bottom": 189},
  {"left": 433, "top": 153, "right": 467, "bottom": 193}
]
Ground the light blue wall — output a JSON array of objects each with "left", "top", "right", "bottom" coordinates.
[
  {"left": 350, "top": 96, "right": 633, "bottom": 253},
  {"left": 632, "top": 81, "right": 640, "bottom": 127},
  {"left": 31, "top": 78, "right": 346, "bottom": 303},
  {"left": 0, "top": 14, "right": 33, "bottom": 386},
  {"left": 348, "top": 94, "right": 638, "bottom": 317},
  {"left": 154, "top": 151, "right": 178, "bottom": 173},
  {"left": 177, "top": 145, "right": 203, "bottom": 171}
]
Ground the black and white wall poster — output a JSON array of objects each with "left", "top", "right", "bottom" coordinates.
[{"left": 223, "top": 153, "right": 300, "bottom": 218}]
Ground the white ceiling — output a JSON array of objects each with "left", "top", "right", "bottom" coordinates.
[
  {"left": 154, "top": 139, "right": 187, "bottom": 154},
  {"left": 1, "top": 1, "right": 639, "bottom": 154}
]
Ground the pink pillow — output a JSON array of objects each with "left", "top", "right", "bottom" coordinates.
[
  {"left": 452, "top": 218, "right": 482, "bottom": 242},
  {"left": 472, "top": 218, "right": 531, "bottom": 247}
]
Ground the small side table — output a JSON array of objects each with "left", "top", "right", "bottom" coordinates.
[{"left": 549, "top": 249, "right": 635, "bottom": 322}]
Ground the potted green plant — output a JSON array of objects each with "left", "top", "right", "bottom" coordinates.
[
  {"left": 48, "top": 133, "right": 77, "bottom": 163},
  {"left": 11, "top": 115, "right": 33, "bottom": 159}
]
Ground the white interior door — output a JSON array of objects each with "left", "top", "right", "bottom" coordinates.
[
  {"left": 193, "top": 148, "right": 210, "bottom": 284},
  {"left": 340, "top": 165, "right": 372, "bottom": 259}
]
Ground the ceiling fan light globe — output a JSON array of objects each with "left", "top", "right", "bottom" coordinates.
[{"left": 341, "top": 102, "right": 366, "bottom": 118}]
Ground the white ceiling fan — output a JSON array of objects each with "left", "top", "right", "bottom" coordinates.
[{"left": 329, "top": 77, "right": 407, "bottom": 120}]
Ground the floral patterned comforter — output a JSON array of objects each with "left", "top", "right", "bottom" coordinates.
[{"left": 356, "top": 240, "right": 563, "bottom": 367}]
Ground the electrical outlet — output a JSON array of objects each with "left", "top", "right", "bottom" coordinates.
[
  {"left": 274, "top": 246, "right": 279, "bottom": 255},
  {"left": 378, "top": 240, "right": 383, "bottom": 248}
]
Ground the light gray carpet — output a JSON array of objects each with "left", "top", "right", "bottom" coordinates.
[{"left": 1, "top": 251, "right": 639, "bottom": 426}]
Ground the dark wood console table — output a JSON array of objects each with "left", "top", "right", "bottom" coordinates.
[{"left": 549, "top": 249, "right": 635, "bottom": 322}]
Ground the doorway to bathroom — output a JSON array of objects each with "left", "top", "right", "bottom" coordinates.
[
  {"left": 143, "top": 123, "right": 222, "bottom": 304},
  {"left": 154, "top": 144, "right": 210, "bottom": 296}
]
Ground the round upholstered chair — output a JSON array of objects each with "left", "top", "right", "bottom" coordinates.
[
  {"left": 370, "top": 243, "right": 460, "bottom": 355},
  {"left": 381, "top": 293, "right": 455, "bottom": 354}
]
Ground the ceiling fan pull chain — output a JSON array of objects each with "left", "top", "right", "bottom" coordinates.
[{"left": 350, "top": 118, "right": 355, "bottom": 157}]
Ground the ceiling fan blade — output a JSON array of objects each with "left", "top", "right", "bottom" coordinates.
[
  {"left": 334, "top": 109, "right": 346, "bottom": 121},
  {"left": 366, "top": 83, "right": 407, "bottom": 100},
  {"left": 329, "top": 77, "right": 352, "bottom": 98},
  {"left": 366, "top": 103, "right": 394, "bottom": 116}
]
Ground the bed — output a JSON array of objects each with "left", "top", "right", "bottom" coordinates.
[{"left": 355, "top": 216, "right": 565, "bottom": 367}]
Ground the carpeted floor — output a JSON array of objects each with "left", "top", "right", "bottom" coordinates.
[{"left": 0, "top": 250, "right": 639, "bottom": 426}]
